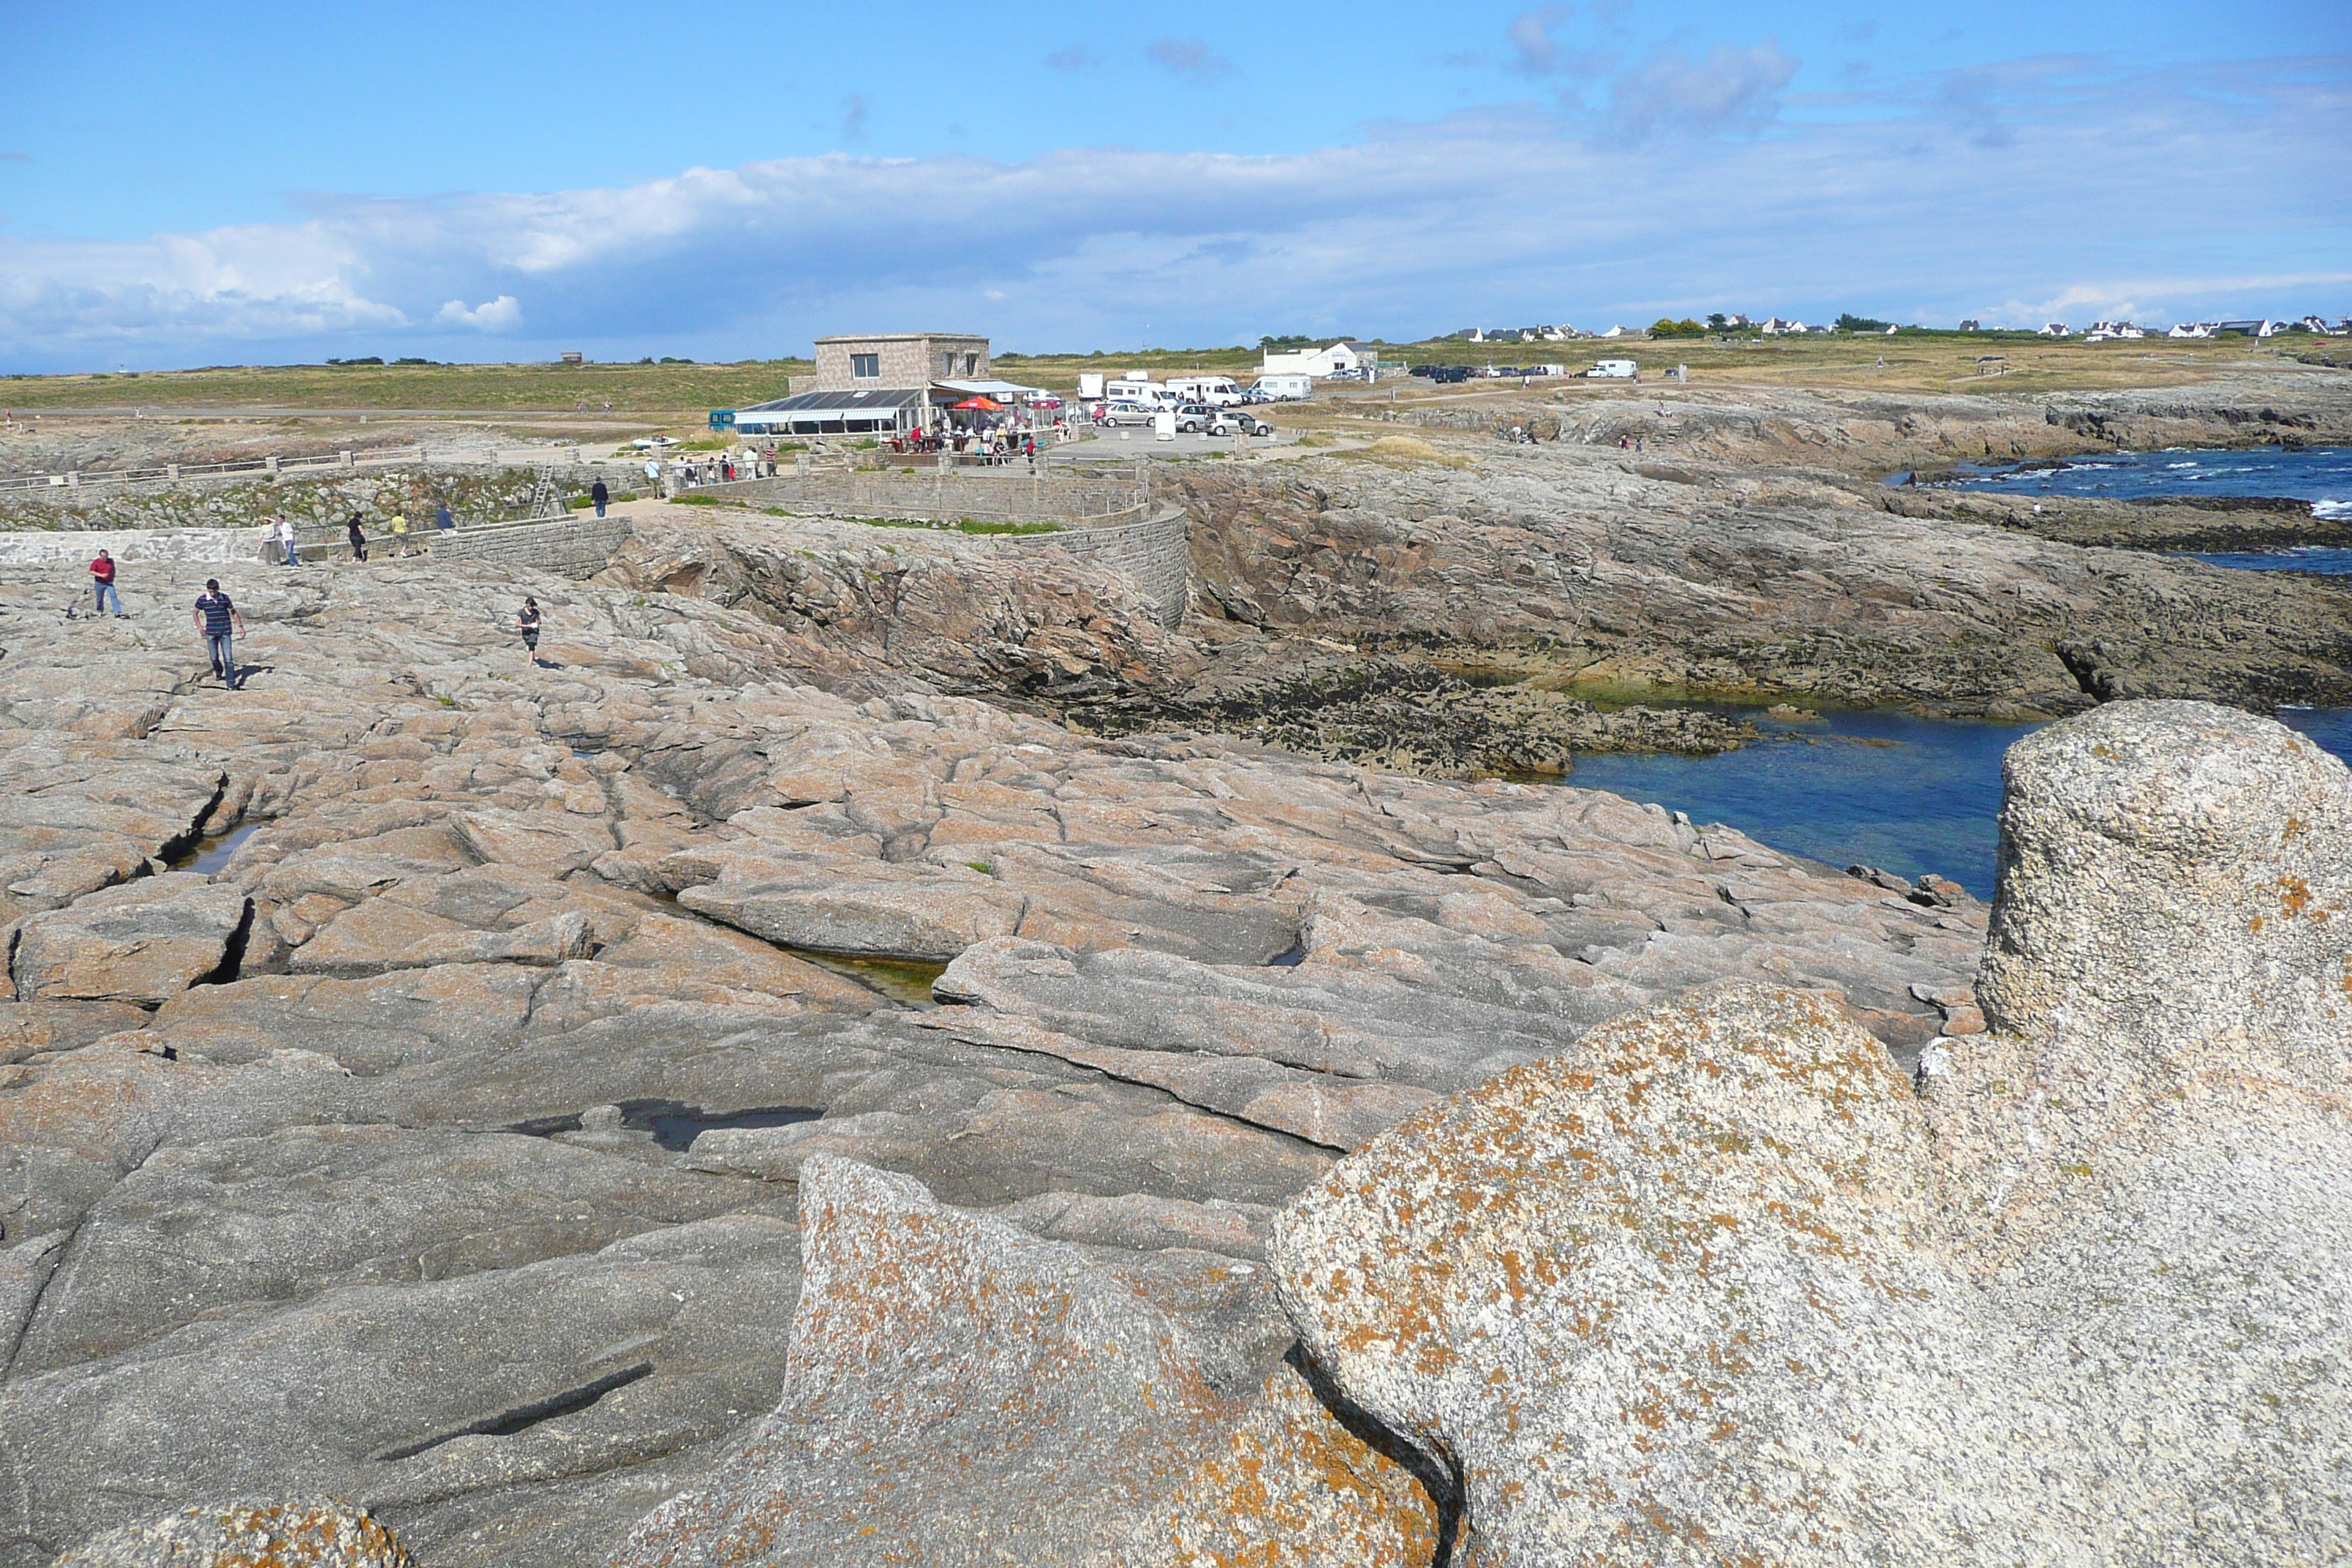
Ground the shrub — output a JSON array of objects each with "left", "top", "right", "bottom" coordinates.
[{"left": 1648, "top": 318, "right": 1707, "bottom": 339}]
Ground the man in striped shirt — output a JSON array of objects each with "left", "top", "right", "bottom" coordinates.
[{"left": 192, "top": 579, "right": 246, "bottom": 689}]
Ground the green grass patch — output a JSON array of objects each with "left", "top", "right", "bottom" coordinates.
[
  {"left": 964, "top": 860, "right": 995, "bottom": 876},
  {"left": 954, "top": 519, "right": 1060, "bottom": 535},
  {"left": 675, "top": 493, "right": 722, "bottom": 506}
]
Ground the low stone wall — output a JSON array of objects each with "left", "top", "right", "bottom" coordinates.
[
  {"left": 0, "top": 467, "right": 568, "bottom": 535},
  {"left": 1008, "top": 506, "right": 1189, "bottom": 627},
  {"left": 426, "top": 514, "right": 636, "bottom": 579},
  {"left": 0, "top": 525, "right": 272, "bottom": 567}
]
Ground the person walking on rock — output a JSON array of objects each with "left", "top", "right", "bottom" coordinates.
[
  {"left": 437, "top": 503, "right": 456, "bottom": 533},
  {"left": 276, "top": 515, "right": 299, "bottom": 567},
  {"left": 516, "top": 595, "right": 542, "bottom": 670},
  {"left": 192, "top": 578, "right": 245, "bottom": 688},
  {"left": 591, "top": 478, "right": 608, "bottom": 519},
  {"left": 347, "top": 513, "right": 368, "bottom": 563},
  {"left": 88, "top": 549, "right": 123, "bottom": 617}
]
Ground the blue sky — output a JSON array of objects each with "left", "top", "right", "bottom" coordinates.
[{"left": 2, "top": 1, "right": 2345, "bottom": 369}]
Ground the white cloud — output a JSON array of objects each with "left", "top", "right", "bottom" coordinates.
[
  {"left": 435, "top": 294, "right": 522, "bottom": 329},
  {"left": 0, "top": 57, "right": 2341, "bottom": 367},
  {"left": 1606, "top": 42, "right": 1798, "bottom": 140}
]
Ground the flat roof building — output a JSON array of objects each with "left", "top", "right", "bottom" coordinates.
[{"left": 813, "top": 333, "right": 990, "bottom": 393}]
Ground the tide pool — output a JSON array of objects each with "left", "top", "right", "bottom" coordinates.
[{"left": 1567, "top": 704, "right": 2351, "bottom": 901}]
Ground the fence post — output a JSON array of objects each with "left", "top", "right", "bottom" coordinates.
[
  {"left": 67, "top": 470, "right": 80, "bottom": 489},
  {"left": 265, "top": 456, "right": 280, "bottom": 478},
  {"left": 166, "top": 463, "right": 179, "bottom": 481},
  {"left": 339, "top": 451, "right": 353, "bottom": 469}
]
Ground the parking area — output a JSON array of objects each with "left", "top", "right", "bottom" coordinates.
[{"left": 1045, "top": 427, "right": 1301, "bottom": 464}]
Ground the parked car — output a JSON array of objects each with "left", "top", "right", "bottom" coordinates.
[
  {"left": 628, "top": 435, "right": 681, "bottom": 450},
  {"left": 1174, "top": 404, "right": 1273, "bottom": 436},
  {"left": 1175, "top": 404, "right": 1272, "bottom": 436},
  {"left": 1094, "top": 402, "right": 1158, "bottom": 426}
]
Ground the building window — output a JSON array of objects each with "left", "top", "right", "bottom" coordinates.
[
  {"left": 939, "top": 352, "right": 954, "bottom": 375},
  {"left": 962, "top": 353, "right": 979, "bottom": 375},
  {"left": 851, "top": 353, "right": 880, "bottom": 379}
]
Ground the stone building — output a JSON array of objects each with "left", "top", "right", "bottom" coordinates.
[{"left": 813, "top": 333, "right": 990, "bottom": 394}]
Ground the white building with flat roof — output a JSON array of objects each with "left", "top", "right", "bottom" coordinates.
[{"left": 1260, "top": 339, "right": 1371, "bottom": 377}]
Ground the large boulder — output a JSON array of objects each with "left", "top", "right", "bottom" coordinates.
[
  {"left": 611, "top": 1156, "right": 1441, "bottom": 1568},
  {"left": 1269, "top": 702, "right": 2352, "bottom": 1567}
]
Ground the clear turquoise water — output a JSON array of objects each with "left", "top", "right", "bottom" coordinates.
[{"left": 1569, "top": 705, "right": 2352, "bottom": 900}]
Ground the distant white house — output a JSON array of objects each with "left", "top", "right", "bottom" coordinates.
[
  {"left": 2168, "top": 323, "right": 2215, "bottom": 339},
  {"left": 2039, "top": 323, "right": 2071, "bottom": 336},
  {"left": 2298, "top": 315, "right": 2340, "bottom": 335},
  {"left": 2216, "top": 320, "right": 2279, "bottom": 337},
  {"left": 1260, "top": 339, "right": 1372, "bottom": 377}
]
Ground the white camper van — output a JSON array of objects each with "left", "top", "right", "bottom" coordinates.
[
  {"left": 1583, "top": 359, "right": 1638, "bottom": 380},
  {"left": 1168, "top": 375, "right": 1243, "bottom": 406},
  {"left": 1252, "top": 374, "right": 1313, "bottom": 401},
  {"left": 1103, "top": 380, "right": 1183, "bottom": 410},
  {"left": 1078, "top": 372, "right": 1106, "bottom": 399}
]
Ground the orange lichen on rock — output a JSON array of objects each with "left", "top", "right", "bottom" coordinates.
[{"left": 52, "top": 1500, "right": 414, "bottom": 1568}]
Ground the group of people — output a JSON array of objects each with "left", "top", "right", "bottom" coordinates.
[
  {"left": 83, "top": 549, "right": 251, "bottom": 689},
  {"left": 883, "top": 425, "right": 1053, "bottom": 467},
  {"left": 271, "top": 505, "right": 459, "bottom": 566},
  {"left": 87, "top": 547, "right": 544, "bottom": 690}
]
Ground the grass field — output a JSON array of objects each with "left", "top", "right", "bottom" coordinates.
[
  {"left": 0, "top": 358, "right": 812, "bottom": 415},
  {"left": 0, "top": 333, "right": 2329, "bottom": 419}
]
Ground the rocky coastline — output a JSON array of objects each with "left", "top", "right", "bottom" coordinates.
[{"left": 1, "top": 370, "right": 2348, "bottom": 1566}]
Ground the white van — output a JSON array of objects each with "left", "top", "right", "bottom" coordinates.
[
  {"left": 1583, "top": 359, "right": 1638, "bottom": 379},
  {"left": 1169, "top": 375, "right": 1243, "bottom": 406},
  {"left": 1253, "top": 374, "right": 1313, "bottom": 401},
  {"left": 1078, "top": 372, "right": 1106, "bottom": 399}
]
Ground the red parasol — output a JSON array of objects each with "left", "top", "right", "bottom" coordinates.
[{"left": 949, "top": 396, "right": 1005, "bottom": 411}]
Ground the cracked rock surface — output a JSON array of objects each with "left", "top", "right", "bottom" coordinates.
[{"left": 0, "top": 546, "right": 1975, "bottom": 1567}]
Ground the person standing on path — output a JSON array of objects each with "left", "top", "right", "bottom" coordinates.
[
  {"left": 347, "top": 514, "right": 368, "bottom": 563},
  {"left": 390, "top": 514, "right": 410, "bottom": 557},
  {"left": 591, "top": 478, "right": 609, "bottom": 518},
  {"left": 88, "top": 549, "right": 122, "bottom": 617},
  {"left": 276, "top": 516, "right": 299, "bottom": 567},
  {"left": 192, "top": 579, "right": 245, "bottom": 687},
  {"left": 436, "top": 503, "right": 455, "bottom": 534},
  {"left": 516, "top": 595, "right": 542, "bottom": 671}
]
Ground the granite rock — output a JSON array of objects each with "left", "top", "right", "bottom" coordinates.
[
  {"left": 10, "top": 874, "right": 249, "bottom": 1006},
  {"left": 53, "top": 1501, "right": 413, "bottom": 1568},
  {"left": 608, "top": 1156, "right": 1260, "bottom": 1568},
  {"left": 1270, "top": 701, "right": 2352, "bottom": 1567}
]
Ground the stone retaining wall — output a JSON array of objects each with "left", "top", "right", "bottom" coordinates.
[
  {"left": 1008, "top": 506, "right": 1189, "bottom": 627},
  {"left": 0, "top": 525, "right": 274, "bottom": 567},
  {"left": 0, "top": 467, "right": 566, "bottom": 535},
  {"left": 426, "top": 514, "right": 636, "bottom": 579}
]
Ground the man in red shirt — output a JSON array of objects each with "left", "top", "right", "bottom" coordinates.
[{"left": 88, "top": 549, "right": 122, "bottom": 617}]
